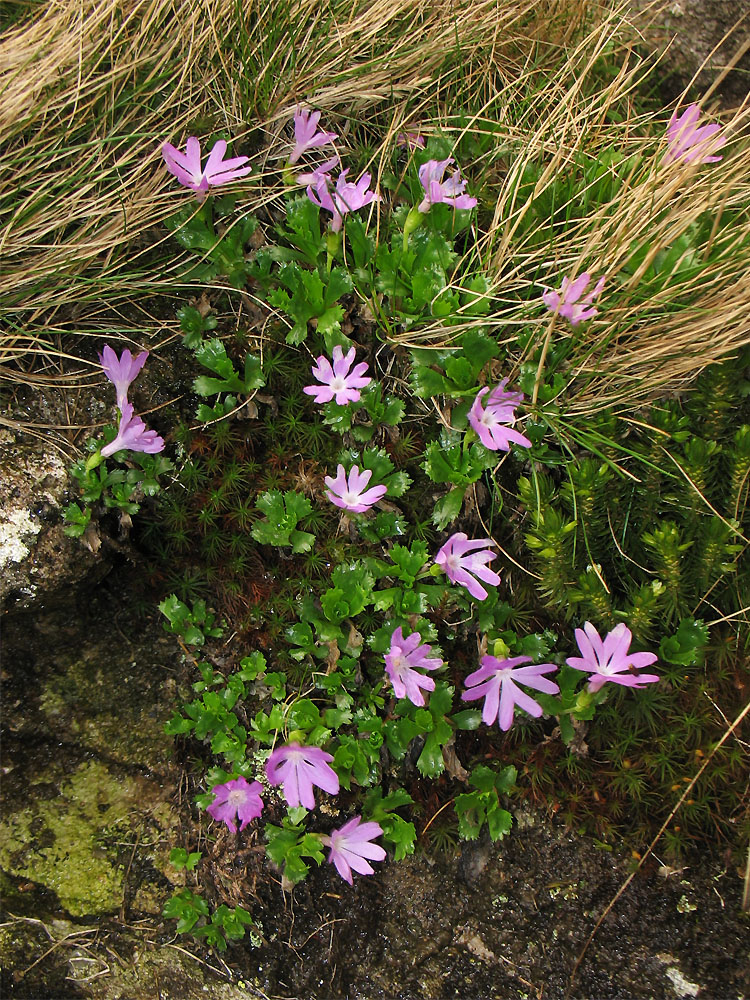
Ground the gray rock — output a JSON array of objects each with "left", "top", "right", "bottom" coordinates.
[
  {"left": 628, "top": 0, "right": 750, "bottom": 107},
  {"left": 0, "top": 429, "right": 101, "bottom": 610}
]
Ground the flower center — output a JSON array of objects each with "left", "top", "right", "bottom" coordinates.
[
  {"left": 227, "top": 789, "right": 246, "bottom": 807},
  {"left": 343, "top": 491, "right": 359, "bottom": 506},
  {"left": 331, "top": 376, "right": 347, "bottom": 391}
]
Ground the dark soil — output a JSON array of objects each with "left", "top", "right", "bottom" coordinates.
[{"left": 2, "top": 570, "right": 748, "bottom": 1000}]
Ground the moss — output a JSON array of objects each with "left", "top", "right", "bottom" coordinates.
[
  {"left": 0, "top": 761, "right": 164, "bottom": 917},
  {"left": 38, "top": 644, "right": 172, "bottom": 766}
]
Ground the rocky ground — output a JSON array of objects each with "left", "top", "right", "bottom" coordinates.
[{"left": 1, "top": 427, "right": 749, "bottom": 1000}]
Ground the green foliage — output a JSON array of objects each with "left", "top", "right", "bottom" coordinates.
[
  {"left": 193, "top": 338, "right": 265, "bottom": 399},
  {"left": 165, "top": 204, "right": 258, "bottom": 287},
  {"left": 169, "top": 847, "right": 202, "bottom": 871},
  {"left": 164, "top": 890, "right": 257, "bottom": 951},
  {"left": 265, "top": 818, "right": 325, "bottom": 885},
  {"left": 265, "top": 261, "right": 353, "bottom": 346},
  {"left": 65, "top": 448, "right": 173, "bottom": 525},
  {"left": 158, "top": 595, "right": 223, "bottom": 648},
  {"left": 409, "top": 329, "right": 499, "bottom": 399},
  {"left": 251, "top": 490, "right": 316, "bottom": 552},
  {"left": 454, "top": 764, "right": 516, "bottom": 841},
  {"left": 178, "top": 303, "right": 217, "bottom": 349}
]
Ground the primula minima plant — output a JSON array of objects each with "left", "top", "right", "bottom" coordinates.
[
  {"left": 462, "top": 655, "right": 560, "bottom": 731},
  {"left": 101, "top": 401, "right": 165, "bottom": 458},
  {"left": 304, "top": 346, "right": 372, "bottom": 405},
  {"left": 664, "top": 104, "right": 726, "bottom": 165},
  {"left": 434, "top": 533, "right": 501, "bottom": 601},
  {"left": 307, "top": 169, "right": 380, "bottom": 232},
  {"left": 417, "top": 157, "right": 478, "bottom": 213},
  {"left": 98, "top": 345, "right": 164, "bottom": 458},
  {"left": 385, "top": 626, "right": 443, "bottom": 706},
  {"left": 566, "top": 622, "right": 660, "bottom": 692},
  {"left": 396, "top": 130, "right": 426, "bottom": 150},
  {"left": 266, "top": 742, "right": 340, "bottom": 809},
  {"left": 141, "top": 101, "right": 703, "bottom": 925},
  {"left": 100, "top": 344, "right": 147, "bottom": 410},
  {"left": 296, "top": 155, "right": 340, "bottom": 188},
  {"left": 207, "top": 777, "right": 264, "bottom": 833},
  {"left": 289, "top": 107, "right": 338, "bottom": 165},
  {"left": 325, "top": 464, "right": 387, "bottom": 512},
  {"left": 542, "top": 273, "right": 606, "bottom": 326},
  {"left": 322, "top": 817, "right": 387, "bottom": 885},
  {"left": 469, "top": 381, "right": 533, "bottom": 452},
  {"left": 162, "top": 137, "right": 252, "bottom": 200}
]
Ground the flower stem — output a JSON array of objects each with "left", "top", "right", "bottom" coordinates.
[
  {"left": 402, "top": 206, "right": 423, "bottom": 252},
  {"left": 531, "top": 316, "right": 556, "bottom": 407}
]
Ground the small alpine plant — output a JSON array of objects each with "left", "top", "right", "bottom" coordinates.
[
  {"left": 461, "top": 655, "right": 560, "bottom": 731},
  {"left": 307, "top": 169, "right": 380, "bottom": 231},
  {"left": 207, "top": 777, "right": 264, "bottom": 833},
  {"left": 664, "top": 104, "right": 726, "bottom": 164},
  {"left": 542, "top": 273, "right": 606, "bottom": 326},
  {"left": 266, "top": 742, "right": 340, "bottom": 810},
  {"left": 325, "top": 464, "right": 387, "bottom": 512},
  {"left": 566, "top": 622, "right": 659, "bottom": 692},
  {"left": 100, "top": 401, "right": 165, "bottom": 458},
  {"left": 417, "top": 157, "right": 477, "bottom": 212},
  {"left": 322, "top": 817, "right": 387, "bottom": 885},
  {"left": 304, "top": 346, "right": 372, "bottom": 405},
  {"left": 162, "top": 137, "right": 252, "bottom": 199},
  {"left": 385, "top": 626, "right": 443, "bottom": 706},
  {"left": 434, "top": 533, "right": 501, "bottom": 601},
  {"left": 469, "top": 381, "right": 532, "bottom": 452},
  {"left": 289, "top": 107, "right": 338, "bottom": 165},
  {"left": 99, "top": 344, "right": 148, "bottom": 409}
]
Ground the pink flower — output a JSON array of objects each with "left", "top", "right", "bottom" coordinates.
[
  {"left": 161, "top": 137, "right": 252, "bottom": 200},
  {"left": 566, "top": 622, "right": 659, "bottom": 694},
  {"left": 385, "top": 626, "right": 443, "bottom": 706},
  {"left": 434, "top": 532, "right": 501, "bottom": 601},
  {"left": 100, "top": 401, "right": 164, "bottom": 457},
  {"left": 307, "top": 169, "right": 380, "bottom": 232},
  {"left": 289, "top": 107, "right": 338, "bottom": 165},
  {"left": 99, "top": 344, "right": 148, "bottom": 409},
  {"left": 322, "top": 816, "right": 386, "bottom": 885},
  {"left": 469, "top": 380, "right": 532, "bottom": 452},
  {"left": 296, "top": 155, "right": 339, "bottom": 187},
  {"left": 542, "top": 273, "right": 605, "bottom": 326},
  {"left": 265, "top": 741, "right": 339, "bottom": 810},
  {"left": 665, "top": 104, "right": 726, "bottom": 165},
  {"left": 324, "top": 464, "right": 387, "bottom": 513},
  {"left": 206, "top": 776, "right": 264, "bottom": 833},
  {"left": 396, "top": 131, "right": 425, "bottom": 150},
  {"left": 417, "top": 157, "right": 477, "bottom": 213},
  {"left": 303, "top": 346, "right": 372, "bottom": 405},
  {"left": 461, "top": 655, "right": 559, "bottom": 731}
]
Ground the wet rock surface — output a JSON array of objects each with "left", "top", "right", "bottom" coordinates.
[
  {"left": 0, "top": 429, "right": 102, "bottom": 611},
  {"left": 2, "top": 573, "right": 749, "bottom": 999},
  {"left": 0, "top": 421, "right": 748, "bottom": 999}
]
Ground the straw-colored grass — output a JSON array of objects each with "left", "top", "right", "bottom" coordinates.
[
  {"left": 3, "top": 0, "right": 749, "bottom": 418},
  {"left": 0, "top": 0, "right": 585, "bottom": 377},
  {"left": 384, "top": 4, "right": 750, "bottom": 414}
]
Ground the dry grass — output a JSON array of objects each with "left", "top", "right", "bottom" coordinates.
[
  {"left": 0, "top": 0, "right": 586, "bottom": 378},
  {"left": 386, "top": 4, "right": 750, "bottom": 413},
  {"left": 3, "top": 0, "right": 749, "bottom": 417}
]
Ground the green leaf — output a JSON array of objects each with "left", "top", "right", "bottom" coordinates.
[
  {"left": 486, "top": 804, "right": 513, "bottom": 841},
  {"left": 659, "top": 618, "right": 709, "bottom": 666},
  {"left": 432, "top": 486, "right": 466, "bottom": 529},
  {"left": 451, "top": 709, "right": 482, "bottom": 730}
]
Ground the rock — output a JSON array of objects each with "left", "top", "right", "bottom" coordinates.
[
  {"left": 627, "top": 0, "right": 750, "bottom": 107},
  {"left": 0, "top": 429, "right": 102, "bottom": 611}
]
